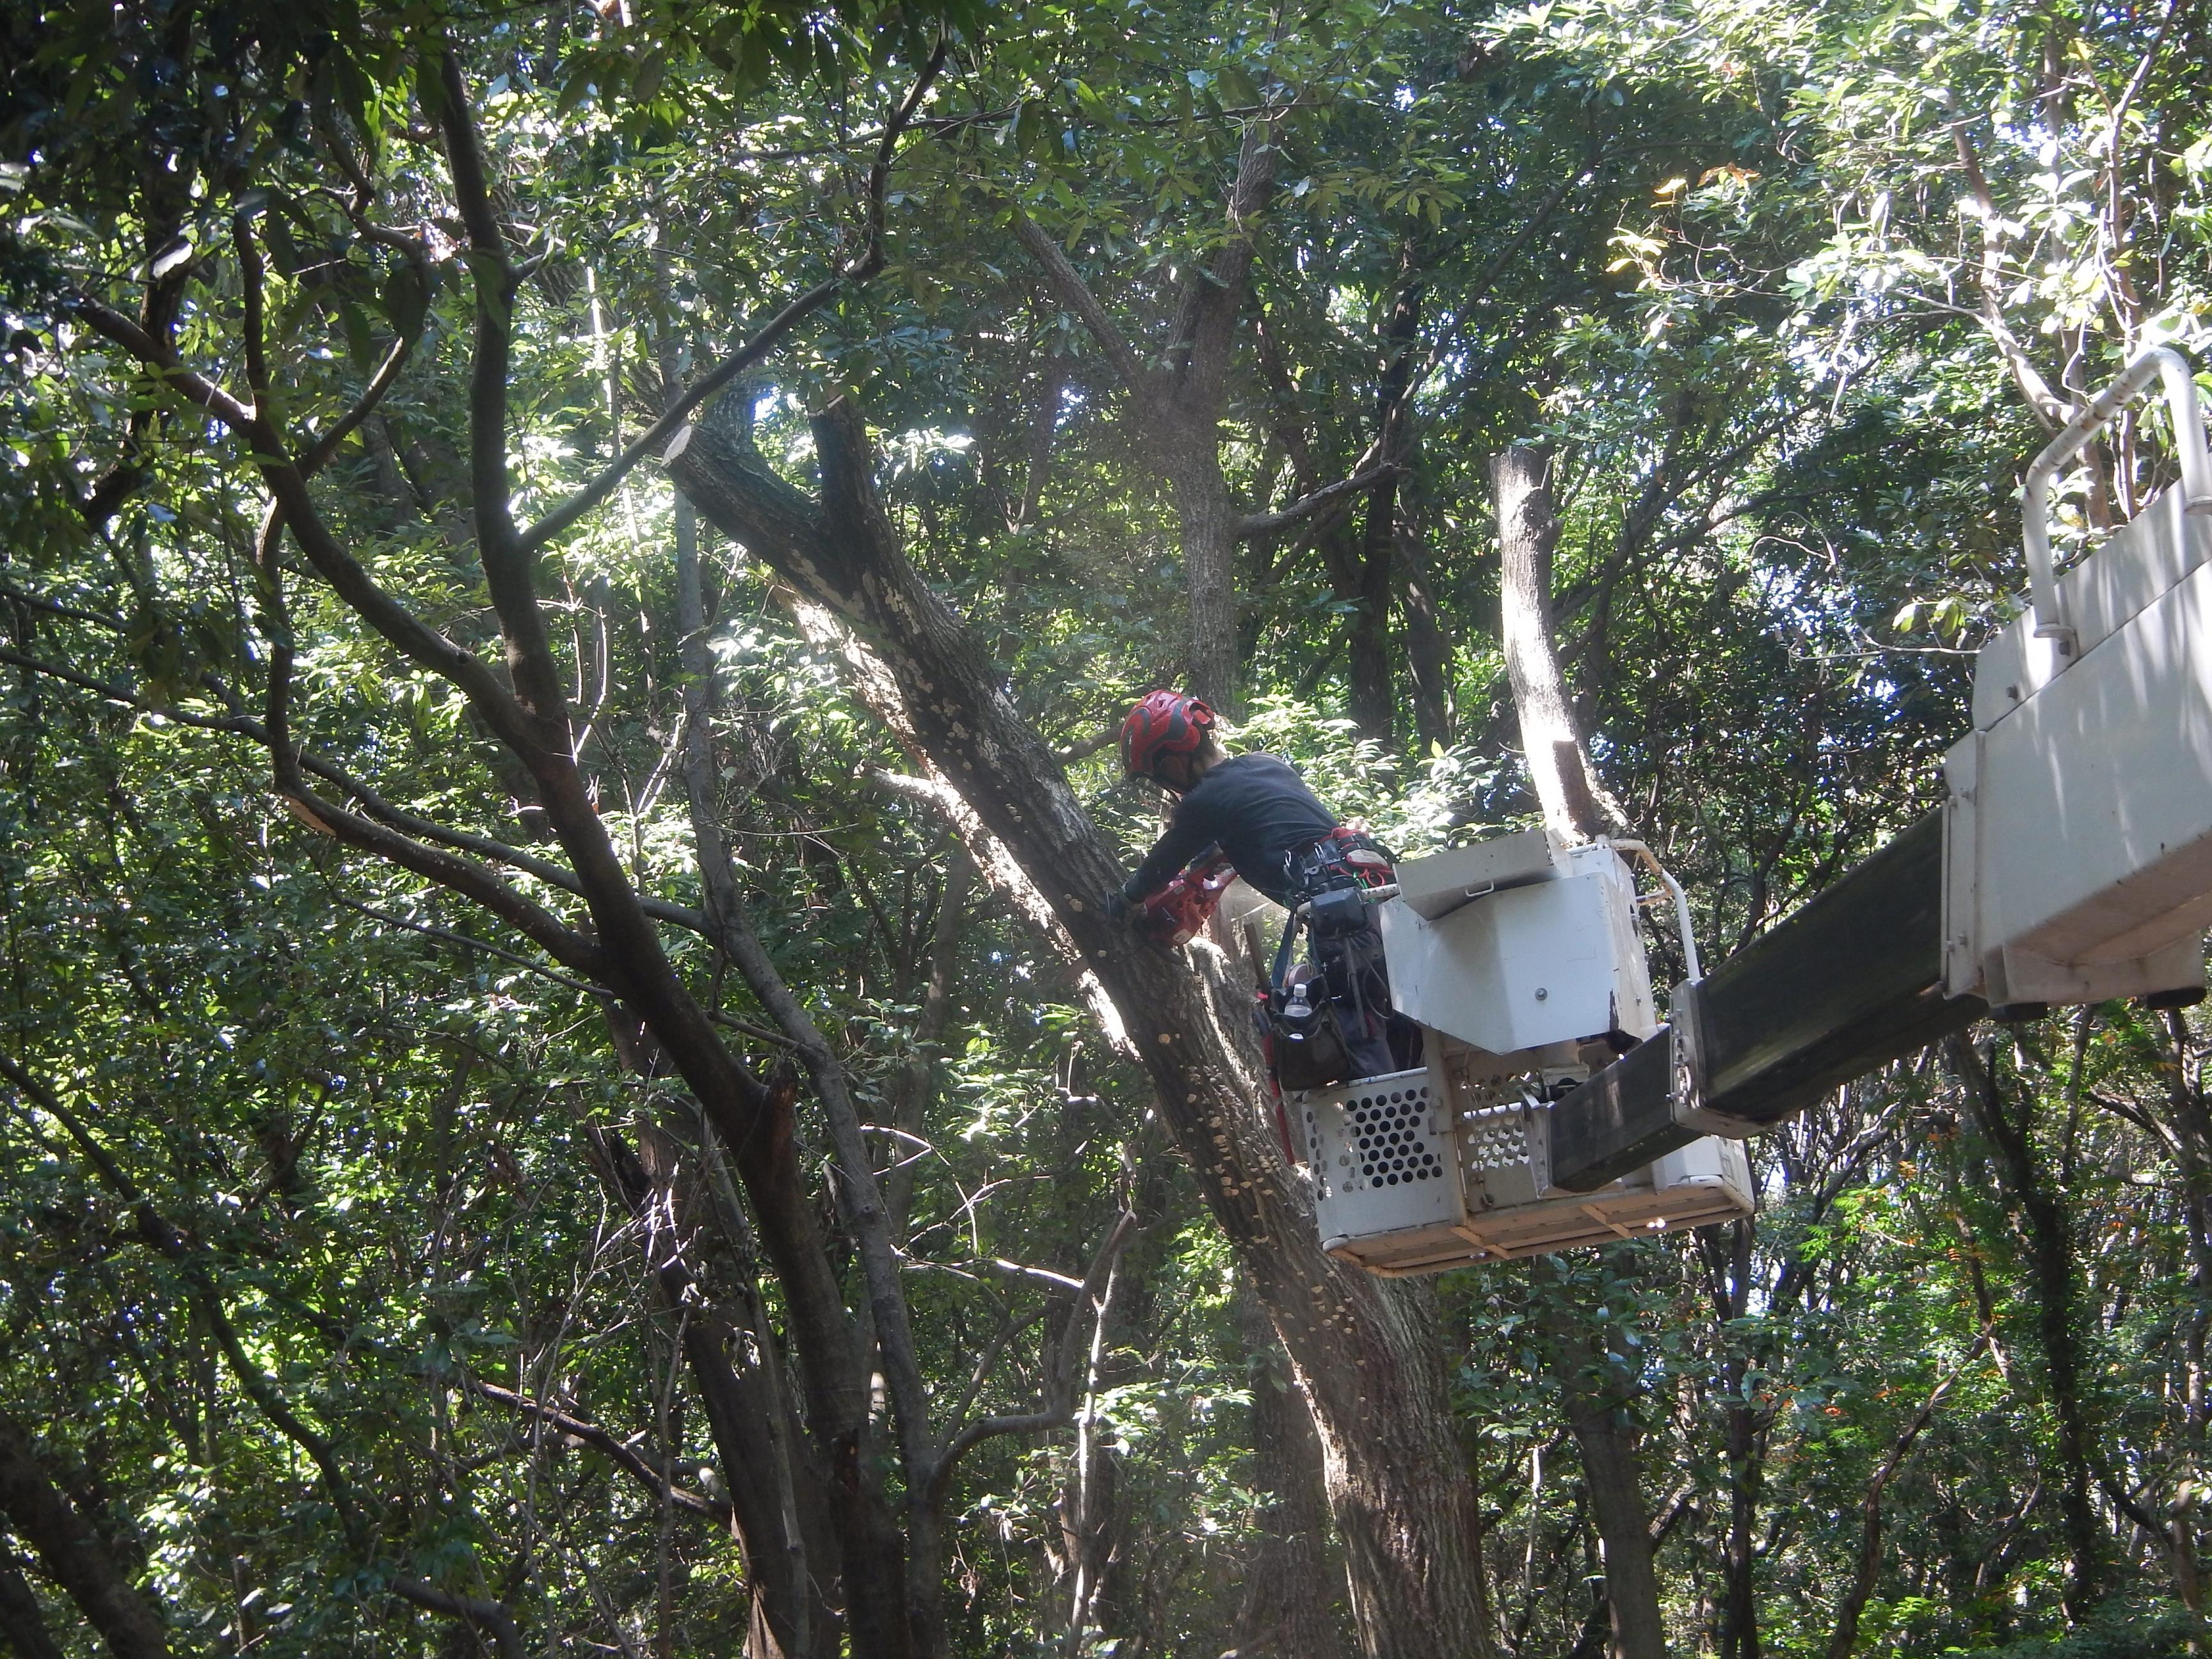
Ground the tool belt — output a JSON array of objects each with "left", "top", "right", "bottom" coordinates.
[{"left": 1262, "top": 828, "right": 1399, "bottom": 1093}]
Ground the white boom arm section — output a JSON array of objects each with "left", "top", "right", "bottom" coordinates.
[{"left": 1946, "top": 346, "right": 2212, "bottom": 1008}]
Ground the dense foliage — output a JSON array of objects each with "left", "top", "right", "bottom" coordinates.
[{"left": 3, "top": 0, "right": 2210, "bottom": 1653}]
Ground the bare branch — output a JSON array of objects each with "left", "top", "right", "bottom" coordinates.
[
  {"left": 1054, "top": 727, "right": 1117, "bottom": 766},
  {"left": 434, "top": 47, "right": 521, "bottom": 563},
  {"left": 300, "top": 325, "right": 417, "bottom": 477},
  {"left": 518, "top": 36, "right": 951, "bottom": 552},
  {"left": 524, "top": 275, "right": 848, "bottom": 552},
  {"left": 847, "top": 31, "right": 954, "bottom": 285},
  {"left": 925, "top": 1210, "right": 1137, "bottom": 1499},
  {"left": 0, "top": 581, "right": 122, "bottom": 630},
  {"left": 463, "top": 1379, "right": 733, "bottom": 1524},
  {"left": 1235, "top": 459, "right": 1399, "bottom": 541},
  {"left": 0, "top": 1056, "right": 362, "bottom": 1523},
  {"left": 68, "top": 294, "right": 258, "bottom": 427}
]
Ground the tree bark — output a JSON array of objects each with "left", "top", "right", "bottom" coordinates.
[
  {"left": 1012, "top": 120, "right": 1279, "bottom": 712},
  {"left": 1945, "top": 1034, "right": 2104, "bottom": 1617},
  {"left": 671, "top": 408, "right": 942, "bottom": 1653},
  {"left": 582, "top": 1053, "right": 837, "bottom": 1659},
  {"left": 1533, "top": 1258, "right": 1669, "bottom": 1659},
  {"left": 1711, "top": 1220, "right": 1764, "bottom": 1659},
  {"left": 1398, "top": 523, "right": 1456, "bottom": 755},
  {"left": 0, "top": 1550, "right": 67, "bottom": 1659},
  {"left": 667, "top": 405, "right": 1495, "bottom": 1659},
  {"left": 1231, "top": 1288, "right": 1349, "bottom": 1658},
  {"left": 1493, "top": 440, "right": 1663, "bottom": 1657},
  {"left": 1489, "top": 444, "right": 1623, "bottom": 842},
  {"left": 0, "top": 1412, "right": 170, "bottom": 1659},
  {"left": 1344, "top": 277, "right": 1423, "bottom": 747},
  {"left": 1164, "top": 440, "right": 1246, "bottom": 711}
]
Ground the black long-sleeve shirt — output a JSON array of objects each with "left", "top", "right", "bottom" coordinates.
[{"left": 1120, "top": 753, "right": 1342, "bottom": 908}]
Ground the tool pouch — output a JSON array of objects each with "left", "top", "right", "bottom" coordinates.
[{"left": 1268, "top": 968, "right": 1352, "bottom": 1093}]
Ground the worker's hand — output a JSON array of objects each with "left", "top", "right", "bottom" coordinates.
[{"left": 1103, "top": 889, "right": 1132, "bottom": 927}]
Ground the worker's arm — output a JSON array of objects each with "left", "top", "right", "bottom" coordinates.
[{"left": 1119, "top": 803, "right": 1222, "bottom": 908}]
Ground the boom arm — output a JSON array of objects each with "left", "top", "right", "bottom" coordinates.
[
  {"left": 1552, "top": 813, "right": 1984, "bottom": 1189},
  {"left": 1558, "top": 345, "right": 2212, "bottom": 1191}
]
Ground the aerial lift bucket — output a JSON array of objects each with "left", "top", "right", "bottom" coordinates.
[{"left": 1292, "top": 830, "right": 1754, "bottom": 1274}]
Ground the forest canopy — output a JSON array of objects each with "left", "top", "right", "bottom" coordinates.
[{"left": 3, "top": 0, "right": 2210, "bottom": 1654}]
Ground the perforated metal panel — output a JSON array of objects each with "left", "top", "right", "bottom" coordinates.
[
  {"left": 1462, "top": 1103, "right": 1530, "bottom": 1174},
  {"left": 1299, "top": 1049, "right": 1755, "bottom": 1276},
  {"left": 1302, "top": 1068, "right": 1464, "bottom": 1247},
  {"left": 1340, "top": 1076, "right": 1449, "bottom": 1191}
]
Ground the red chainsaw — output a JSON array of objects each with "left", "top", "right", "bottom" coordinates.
[{"left": 1134, "top": 852, "right": 1238, "bottom": 947}]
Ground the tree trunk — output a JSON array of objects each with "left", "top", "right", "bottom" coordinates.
[
  {"left": 669, "top": 488, "right": 947, "bottom": 1656},
  {"left": 1013, "top": 118, "right": 1279, "bottom": 717},
  {"left": 1493, "top": 439, "right": 1663, "bottom": 1657},
  {"left": 1489, "top": 444, "right": 1622, "bottom": 842},
  {"left": 1232, "top": 1287, "right": 1349, "bottom": 1658},
  {"left": 1344, "top": 276, "right": 1422, "bottom": 748},
  {"left": 1165, "top": 435, "right": 1245, "bottom": 713},
  {"left": 1713, "top": 1221, "right": 1764, "bottom": 1659},
  {"left": 1534, "top": 1257, "right": 1670, "bottom": 1659},
  {"left": 1946, "top": 1034, "right": 2104, "bottom": 1617},
  {"left": 668, "top": 406, "right": 1496, "bottom": 1659},
  {"left": 1347, "top": 479, "right": 1397, "bottom": 748},
  {"left": 0, "top": 1412, "right": 170, "bottom": 1659},
  {"left": 0, "top": 1550, "right": 67, "bottom": 1659},
  {"left": 581, "top": 1057, "right": 838, "bottom": 1659},
  {"left": 1398, "top": 523, "right": 1456, "bottom": 755}
]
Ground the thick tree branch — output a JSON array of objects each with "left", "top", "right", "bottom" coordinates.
[
  {"left": 434, "top": 48, "right": 522, "bottom": 566},
  {"left": 671, "top": 486, "right": 937, "bottom": 1489},
  {"left": 389, "top": 1578, "right": 524, "bottom": 1659},
  {"left": 0, "top": 1550, "right": 67, "bottom": 1659},
  {"left": 64, "top": 295, "right": 540, "bottom": 759},
  {"left": 1236, "top": 459, "right": 1399, "bottom": 540},
  {"left": 0, "top": 1411, "right": 170, "bottom": 1659},
  {"left": 1009, "top": 211, "right": 1149, "bottom": 393}
]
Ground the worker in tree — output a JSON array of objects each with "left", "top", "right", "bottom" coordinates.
[{"left": 1105, "top": 690, "right": 1415, "bottom": 1084}]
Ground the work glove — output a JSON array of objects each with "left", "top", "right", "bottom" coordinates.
[{"left": 1103, "top": 888, "right": 1133, "bottom": 927}]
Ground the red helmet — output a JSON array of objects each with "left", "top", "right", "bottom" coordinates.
[{"left": 1119, "top": 690, "right": 1217, "bottom": 785}]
